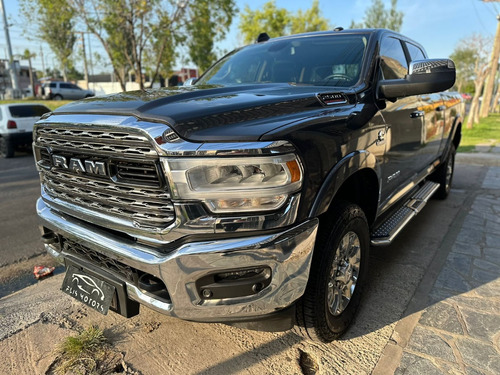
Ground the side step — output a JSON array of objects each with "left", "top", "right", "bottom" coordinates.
[{"left": 370, "top": 181, "right": 440, "bottom": 246}]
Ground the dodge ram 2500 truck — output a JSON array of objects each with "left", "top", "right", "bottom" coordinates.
[{"left": 33, "top": 29, "right": 462, "bottom": 343}]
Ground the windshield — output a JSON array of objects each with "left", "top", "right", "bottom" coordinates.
[{"left": 197, "top": 34, "right": 368, "bottom": 87}]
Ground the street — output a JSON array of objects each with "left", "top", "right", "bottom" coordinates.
[
  {"left": 0, "top": 156, "right": 497, "bottom": 374},
  {"left": 0, "top": 151, "right": 44, "bottom": 266}
]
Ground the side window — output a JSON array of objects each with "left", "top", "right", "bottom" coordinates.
[
  {"left": 406, "top": 43, "right": 426, "bottom": 62},
  {"left": 60, "top": 83, "right": 72, "bottom": 89},
  {"left": 380, "top": 37, "right": 408, "bottom": 79},
  {"left": 49, "top": 83, "right": 56, "bottom": 88}
]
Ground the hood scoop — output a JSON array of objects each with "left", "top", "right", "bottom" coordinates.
[{"left": 317, "top": 92, "right": 348, "bottom": 106}]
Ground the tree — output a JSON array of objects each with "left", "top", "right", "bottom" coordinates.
[
  {"left": 20, "top": 0, "right": 76, "bottom": 81},
  {"left": 450, "top": 47, "right": 475, "bottom": 93},
  {"left": 68, "top": 0, "right": 235, "bottom": 91},
  {"left": 454, "top": 35, "right": 492, "bottom": 129},
  {"left": 239, "top": 1, "right": 290, "bottom": 44},
  {"left": 186, "top": 0, "right": 235, "bottom": 74},
  {"left": 239, "top": 0, "right": 329, "bottom": 45},
  {"left": 290, "top": 0, "right": 330, "bottom": 35},
  {"left": 350, "top": 0, "right": 403, "bottom": 32}
]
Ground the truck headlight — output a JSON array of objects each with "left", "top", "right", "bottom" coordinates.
[{"left": 162, "top": 154, "right": 303, "bottom": 213}]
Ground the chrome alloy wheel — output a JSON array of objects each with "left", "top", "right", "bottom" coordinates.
[{"left": 327, "top": 231, "right": 361, "bottom": 316}]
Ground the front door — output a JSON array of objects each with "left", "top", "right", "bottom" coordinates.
[{"left": 377, "top": 36, "right": 425, "bottom": 203}]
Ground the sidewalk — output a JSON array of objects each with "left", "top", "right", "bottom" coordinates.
[{"left": 376, "top": 150, "right": 500, "bottom": 374}]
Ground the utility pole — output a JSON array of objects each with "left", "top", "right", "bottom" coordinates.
[
  {"left": 0, "top": 0, "right": 20, "bottom": 98},
  {"left": 80, "top": 32, "right": 89, "bottom": 89},
  {"left": 40, "top": 45, "right": 45, "bottom": 75}
]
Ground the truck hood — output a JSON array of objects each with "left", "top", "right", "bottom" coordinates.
[{"left": 52, "top": 84, "right": 354, "bottom": 141}]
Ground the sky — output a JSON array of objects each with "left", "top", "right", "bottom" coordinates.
[{"left": 2, "top": 0, "right": 500, "bottom": 74}]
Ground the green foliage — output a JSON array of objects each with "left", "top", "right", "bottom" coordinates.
[
  {"left": 450, "top": 46, "right": 476, "bottom": 93},
  {"left": 291, "top": 0, "right": 330, "bottom": 35},
  {"left": 186, "top": 0, "right": 236, "bottom": 73},
  {"left": 67, "top": 0, "right": 236, "bottom": 90},
  {"left": 20, "top": 0, "right": 76, "bottom": 81},
  {"left": 54, "top": 325, "right": 109, "bottom": 375},
  {"left": 66, "top": 66, "right": 84, "bottom": 81},
  {"left": 239, "top": 0, "right": 330, "bottom": 44},
  {"left": 350, "top": 0, "right": 403, "bottom": 32},
  {"left": 21, "top": 49, "right": 36, "bottom": 61}
]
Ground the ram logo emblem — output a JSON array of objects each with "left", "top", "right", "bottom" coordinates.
[{"left": 52, "top": 155, "right": 107, "bottom": 176}]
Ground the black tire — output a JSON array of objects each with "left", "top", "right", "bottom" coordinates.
[
  {"left": 0, "top": 137, "right": 15, "bottom": 158},
  {"left": 294, "top": 201, "right": 370, "bottom": 342},
  {"left": 53, "top": 94, "right": 63, "bottom": 101},
  {"left": 431, "top": 144, "right": 456, "bottom": 199}
]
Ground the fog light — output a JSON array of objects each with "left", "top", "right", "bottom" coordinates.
[
  {"left": 196, "top": 266, "right": 272, "bottom": 300},
  {"left": 215, "top": 267, "right": 271, "bottom": 282}
]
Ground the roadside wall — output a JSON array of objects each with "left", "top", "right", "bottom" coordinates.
[{"left": 76, "top": 80, "right": 142, "bottom": 96}]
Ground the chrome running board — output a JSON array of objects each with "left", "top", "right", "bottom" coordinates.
[{"left": 371, "top": 181, "right": 440, "bottom": 246}]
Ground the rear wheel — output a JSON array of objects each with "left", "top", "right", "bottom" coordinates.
[
  {"left": 431, "top": 144, "right": 455, "bottom": 199},
  {"left": 53, "top": 94, "right": 63, "bottom": 101},
  {"left": 294, "top": 201, "right": 370, "bottom": 342},
  {"left": 0, "top": 137, "right": 14, "bottom": 158}
]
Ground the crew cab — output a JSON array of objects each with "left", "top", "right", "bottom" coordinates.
[{"left": 33, "top": 29, "right": 462, "bottom": 342}]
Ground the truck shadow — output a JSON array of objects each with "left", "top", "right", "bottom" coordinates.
[{"left": 189, "top": 165, "right": 499, "bottom": 373}]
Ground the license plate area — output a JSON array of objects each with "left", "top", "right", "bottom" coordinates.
[{"left": 62, "top": 265, "right": 116, "bottom": 315}]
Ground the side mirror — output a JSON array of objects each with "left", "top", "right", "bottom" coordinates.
[{"left": 378, "top": 58, "right": 456, "bottom": 100}]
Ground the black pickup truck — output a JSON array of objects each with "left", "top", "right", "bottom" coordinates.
[{"left": 33, "top": 28, "right": 462, "bottom": 342}]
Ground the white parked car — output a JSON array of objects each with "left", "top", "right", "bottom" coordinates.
[{"left": 0, "top": 103, "right": 51, "bottom": 158}]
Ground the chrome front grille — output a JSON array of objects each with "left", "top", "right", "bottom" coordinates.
[
  {"left": 36, "top": 126, "right": 158, "bottom": 158},
  {"left": 35, "top": 123, "right": 176, "bottom": 232},
  {"left": 42, "top": 170, "right": 174, "bottom": 228}
]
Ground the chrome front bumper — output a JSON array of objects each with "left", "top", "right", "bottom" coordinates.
[{"left": 38, "top": 198, "right": 318, "bottom": 322}]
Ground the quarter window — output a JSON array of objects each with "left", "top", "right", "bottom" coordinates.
[
  {"left": 406, "top": 43, "right": 426, "bottom": 62},
  {"left": 380, "top": 37, "right": 408, "bottom": 79}
]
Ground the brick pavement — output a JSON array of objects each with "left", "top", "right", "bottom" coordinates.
[{"left": 394, "top": 166, "right": 500, "bottom": 374}]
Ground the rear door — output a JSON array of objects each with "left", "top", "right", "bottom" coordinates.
[{"left": 404, "top": 42, "right": 445, "bottom": 166}]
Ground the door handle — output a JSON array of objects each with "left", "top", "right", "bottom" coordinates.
[{"left": 410, "top": 110, "right": 425, "bottom": 118}]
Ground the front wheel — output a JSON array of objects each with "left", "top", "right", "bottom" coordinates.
[
  {"left": 431, "top": 144, "right": 456, "bottom": 199},
  {"left": 294, "top": 201, "right": 370, "bottom": 342}
]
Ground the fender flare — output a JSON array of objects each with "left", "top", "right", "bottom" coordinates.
[
  {"left": 308, "top": 150, "right": 380, "bottom": 218},
  {"left": 443, "top": 113, "right": 462, "bottom": 160}
]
